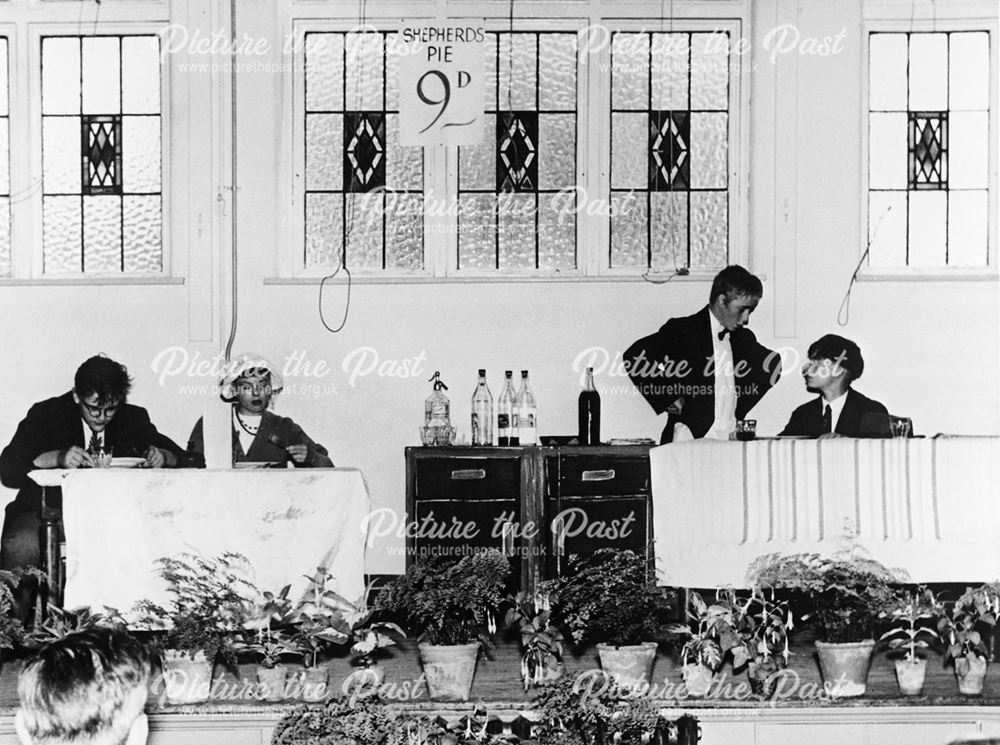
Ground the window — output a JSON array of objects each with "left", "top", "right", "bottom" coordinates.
[
  {"left": 866, "top": 30, "right": 994, "bottom": 268},
  {"left": 0, "top": 37, "right": 9, "bottom": 277},
  {"left": 41, "top": 35, "right": 162, "bottom": 274}
]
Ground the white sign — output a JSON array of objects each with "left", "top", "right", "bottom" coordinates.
[{"left": 397, "top": 23, "right": 485, "bottom": 146}]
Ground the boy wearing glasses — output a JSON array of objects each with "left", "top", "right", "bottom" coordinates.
[{"left": 0, "top": 355, "right": 184, "bottom": 569}]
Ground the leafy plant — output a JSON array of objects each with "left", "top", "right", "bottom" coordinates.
[
  {"left": 879, "top": 587, "right": 941, "bottom": 662},
  {"left": 25, "top": 605, "right": 127, "bottom": 648},
  {"left": 504, "top": 591, "right": 564, "bottom": 690},
  {"left": 733, "top": 587, "right": 793, "bottom": 668},
  {"left": 271, "top": 697, "right": 426, "bottom": 745},
  {"left": 542, "top": 549, "right": 677, "bottom": 649},
  {"left": 673, "top": 590, "right": 742, "bottom": 672},
  {"left": 132, "top": 552, "right": 256, "bottom": 661},
  {"left": 0, "top": 568, "right": 32, "bottom": 652},
  {"left": 747, "top": 551, "right": 904, "bottom": 642},
  {"left": 373, "top": 550, "right": 509, "bottom": 647},
  {"left": 939, "top": 584, "right": 999, "bottom": 676},
  {"left": 289, "top": 568, "right": 351, "bottom": 668},
  {"left": 235, "top": 584, "right": 298, "bottom": 668}
]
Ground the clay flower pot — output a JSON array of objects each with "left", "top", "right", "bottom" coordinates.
[
  {"left": 814, "top": 640, "right": 875, "bottom": 698},
  {"left": 597, "top": 642, "right": 658, "bottom": 691}
]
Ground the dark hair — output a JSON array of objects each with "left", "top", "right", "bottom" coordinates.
[
  {"left": 74, "top": 356, "right": 132, "bottom": 405},
  {"left": 808, "top": 334, "right": 864, "bottom": 382},
  {"left": 17, "top": 627, "right": 150, "bottom": 745},
  {"left": 709, "top": 265, "right": 763, "bottom": 303}
]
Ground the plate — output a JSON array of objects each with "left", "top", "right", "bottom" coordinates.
[
  {"left": 233, "top": 461, "right": 283, "bottom": 470},
  {"left": 110, "top": 457, "right": 145, "bottom": 468}
]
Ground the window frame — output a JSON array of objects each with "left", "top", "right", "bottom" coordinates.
[{"left": 860, "top": 14, "right": 999, "bottom": 280}]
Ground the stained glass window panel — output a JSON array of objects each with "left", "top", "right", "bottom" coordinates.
[
  {"left": 650, "top": 192, "right": 687, "bottom": 269},
  {"left": 458, "top": 195, "right": 495, "bottom": 270},
  {"left": 459, "top": 136, "right": 495, "bottom": 191},
  {"left": 948, "top": 112, "right": 988, "bottom": 189},
  {"left": 306, "top": 34, "right": 344, "bottom": 112},
  {"left": 499, "top": 34, "right": 536, "bottom": 111},
  {"left": 0, "top": 199, "right": 9, "bottom": 276},
  {"left": 497, "top": 193, "right": 534, "bottom": 270},
  {"left": 869, "top": 34, "right": 907, "bottom": 110},
  {"left": 610, "top": 193, "right": 647, "bottom": 267},
  {"left": 122, "top": 115, "right": 160, "bottom": 193},
  {"left": 344, "top": 192, "right": 383, "bottom": 269},
  {"left": 306, "top": 114, "right": 342, "bottom": 191},
  {"left": 305, "top": 192, "right": 343, "bottom": 268},
  {"left": 907, "top": 191, "right": 947, "bottom": 266},
  {"left": 867, "top": 191, "right": 907, "bottom": 267},
  {"left": 83, "top": 196, "right": 122, "bottom": 272},
  {"left": 689, "top": 191, "right": 727, "bottom": 268},
  {"left": 611, "top": 113, "right": 646, "bottom": 190},
  {"left": 948, "top": 191, "right": 989, "bottom": 266},
  {"left": 689, "top": 112, "right": 727, "bottom": 190},
  {"left": 537, "top": 193, "right": 575, "bottom": 270},
  {"left": 42, "top": 196, "right": 82, "bottom": 272},
  {"left": 121, "top": 36, "right": 160, "bottom": 114},
  {"left": 612, "top": 34, "right": 649, "bottom": 110},
  {"left": 0, "top": 37, "right": 7, "bottom": 276},
  {"left": 345, "top": 34, "right": 384, "bottom": 111},
  {"left": 82, "top": 38, "right": 120, "bottom": 115},
  {"left": 950, "top": 33, "right": 989, "bottom": 110},
  {"left": 869, "top": 113, "right": 907, "bottom": 189},
  {"left": 690, "top": 33, "right": 728, "bottom": 111},
  {"left": 385, "top": 193, "right": 423, "bottom": 271},
  {"left": 42, "top": 38, "right": 80, "bottom": 115},
  {"left": 385, "top": 114, "right": 422, "bottom": 191},
  {"left": 123, "top": 195, "right": 162, "bottom": 272},
  {"left": 651, "top": 34, "right": 690, "bottom": 111},
  {"left": 539, "top": 35, "right": 576, "bottom": 111},
  {"left": 908, "top": 34, "right": 948, "bottom": 111},
  {"left": 537, "top": 114, "right": 575, "bottom": 190}
]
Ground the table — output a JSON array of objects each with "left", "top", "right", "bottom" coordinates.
[
  {"left": 28, "top": 468, "right": 370, "bottom": 612},
  {"left": 650, "top": 436, "right": 1000, "bottom": 587}
]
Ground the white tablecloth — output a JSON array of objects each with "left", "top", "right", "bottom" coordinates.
[
  {"left": 30, "top": 468, "right": 370, "bottom": 612},
  {"left": 650, "top": 437, "right": 1000, "bottom": 586}
]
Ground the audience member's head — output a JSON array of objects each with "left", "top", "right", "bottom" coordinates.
[
  {"left": 16, "top": 627, "right": 150, "bottom": 745},
  {"left": 73, "top": 356, "right": 133, "bottom": 406},
  {"left": 807, "top": 334, "right": 864, "bottom": 382}
]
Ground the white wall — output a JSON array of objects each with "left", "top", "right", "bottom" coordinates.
[{"left": 0, "top": 0, "right": 996, "bottom": 575}]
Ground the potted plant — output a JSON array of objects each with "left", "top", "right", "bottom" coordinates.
[
  {"left": 732, "top": 588, "right": 793, "bottom": 698},
  {"left": 0, "top": 569, "right": 27, "bottom": 662},
  {"left": 233, "top": 585, "right": 298, "bottom": 702},
  {"left": 504, "top": 591, "right": 564, "bottom": 690},
  {"left": 748, "top": 550, "right": 903, "bottom": 697},
  {"left": 271, "top": 696, "right": 430, "bottom": 745},
  {"left": 939, "top": 584, "right": 998, "bottom": 696},
  {"left": 133, "top": 552, "right": 256, "bottom": 705},
  {"left": 288, "top": 568, "right": 351, "bottom": 702},
  {"left": 374, "top": 549, "right": 509, "bottom": 701},
  {"left": 542, "top": 549, "right": 678, "bottom": 690},
  {"left": 879, "top": 587, "right": 942, "bottom": 696},
  {"left": 673, "top": 590, "right": 743, "bottom": 697}
]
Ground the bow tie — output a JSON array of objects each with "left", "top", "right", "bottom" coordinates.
[{"left": 717, "top": 329, "right": 730, "bottom": 341}]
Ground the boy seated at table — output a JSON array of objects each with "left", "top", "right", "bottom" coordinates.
[
  {"left": 186, "top": 353, "right": 333, "bottom": 467},
  {"left": 780, "top": 334, "right": 892, "bottom": 438}
]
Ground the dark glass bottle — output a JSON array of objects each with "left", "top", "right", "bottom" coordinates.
[{"left": 578, "top": 367, "right": 601, "bottom": 445}]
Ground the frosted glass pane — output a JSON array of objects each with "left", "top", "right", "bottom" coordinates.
[
  {"left": 538, "top": 192, "right": 575, "bottom": 269},
  {"left": 538, "top": 114, "right": 575, "bottom": 190},
  {"left": 0, "top": 120, "right": 8, "bottom": 194},
  {"left": 691, "top": 32, "right": 728, "bottom": 111},
  {"left": 345, "top": 192, "right": 383, "bottom": 268},
  {"left": 122, "top": 36, "right": 160, "bottom": 114},
  {"left": 385, "top": 192, "right": 423, "bottom": 270},
  {"left": 43, "top": 117, "right": 80, "bottom": 194},
  {"left": 651, "top": 33, "right": 689, "bottom": 110},
  {"left": 950, "top": 32, "right": 989, "bottom": 111},
  {"left": 346, "top": 34, "right": 384, "bottom": 111},
  {"left": 0, "top": 198, "right": 9, "bottom": 275},
  {"left": 459, "top": 131, "right": 495, "bottom": 191},
  {"left": 83, "top": 195, "right": 122, "bottom": 272},
  {"left": 306, "top": 114, "right": 342, "bottom": 192},
  {"left": 612, "top": 34, "right": 649, "bottom": 110},
  {"left": 498, "top": 193, "right": 534, "bottom": 270},
  {"left": 122, "top": 116, "right": 160, "bottom": 193},
  {"left": 948, "top": 191, "right": 988, "bottom": 267},
  {"left": 689, "top": 112, "right": 727, "bottom": 189},
  {"left": 123, "top": 195, "right": 161, "bottom": 272},
  {"left": 42, "top": 38, "right": 80, "bottom": 115},
  {"left": 499, "top": 34, "right": 536, "bottom": 111},
  {"left": 44, "top": 197, "right": 82, "bottom": 272},
  {"left": 690, "top": 191, "right": 727, "bottom": 268},
  {"left": 650, "top": 192, "right": 687, "bottom": 270},
  {"left": 949, "top": 112, "right": 988, "bottom": 189},
  {"left": 539, "top": 34, "right": 576, "bottom": 111},
  {"left": 908, "top": 34, "right": 947, "bottom": 111},
  {"left": 868, "top": 113, "right": 907, "bottom": 189},
  {"left": 305, "top": 193, "right": 343, "bottom": 268},
  {"left": 0, "top": 39, "right": 9, "bottom": 116},
  {"left": 867, "top": 191, "right": 906, "bottom": 267},
  {"left": 385, "top": 33, "right": 400, "bottom": 110},
  {"left": 458, "top": 194, "right": 495, "bottom": 269},
  {"left": 386, "top": 113, "right": 422, "bottom": 191},
  {"left": 611, "top": 113, "right": 646, "bottom": 190},
  {"left": 483, "top": 34, "right": 497, "bottom": 110},
  {"left": 82, "top": 37, "right": 120, "bottom": 115},
  {"left": 306, "top": 34, "right": 344, "bottom": 112},
  {"left": 869, "top": 34, "right": 907, "bottom": 110},
  {"left": 610, "top": 192, "right": 647, "bottom": 268},
  {"left": 908, "top": 191, "right": 946, "bottom": 266}
]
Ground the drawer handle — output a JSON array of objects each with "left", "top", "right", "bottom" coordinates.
[
  {"left": 450, "top": 468, "right": 487, "bottom": 480},
  {"left": 581, "top": 469, "right": 615, "bottom": 482},
  {"left": 501, "top": 521, "right": 515, "bottom": 557},
  {"left": 552, "top": 517, "right": 567, "bottom": 557}
]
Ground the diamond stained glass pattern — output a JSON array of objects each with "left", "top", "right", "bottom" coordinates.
[
  {"left": 42, "top": 35, "right": 161, "bottom": 273},
  {"left": 497, "top": 112, "right": 538, "bottom": 193},
  {"left": 649, "top": 112, "right": 689, "bottom": 191},
  {"left": 83, "top": 116, "right": 122, "bottom": 195},
  {"left": 344, "top": 112, "right": 385, "bottom": 193},
  {"left": 908, "top": 113, "right": 947, "bottom": 189}
]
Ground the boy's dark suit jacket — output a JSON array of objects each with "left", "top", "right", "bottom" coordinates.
[
  {"left": 625, "top": 307, "right": 781, "bottom": 443},
  {"left": 779, "top": 389, "right": 892, "bottom": 438}
]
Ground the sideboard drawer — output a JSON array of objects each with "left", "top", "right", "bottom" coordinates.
[
  {"left": 414, "top": 456, "right": 521, "bottom": 501},
  {"left": 556, "top": 455, "right": 650, "bottom": 497}
]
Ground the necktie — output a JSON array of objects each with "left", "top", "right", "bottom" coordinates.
[
  {"left": 88, "top": 431, "right": 102, "bottom": 453},
  {"left": 822, "top": 405, "right": 832, "bottom": 434},
  {"left": 717, "top": 329, "right": 729, "bottom": 341}
]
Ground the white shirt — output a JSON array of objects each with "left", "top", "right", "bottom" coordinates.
[
  {"left": 673, "top": 312, "right": 737, "bottom": 442},
  {"left": 233, "top": 410, "right": 261, "bottom": 454},
  {"left": 822, "top": 391, "right": 849, "bottom": 433}
]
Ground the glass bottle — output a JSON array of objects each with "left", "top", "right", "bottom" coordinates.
[
  {"left": 578, "top": 367, "right": 601, "bottom": 445},
  {"left": 515, "top": 370, "right": 537, "bottom": 446},
  {"left": 497, "top": 371, "right": 517, "bottom": 446},
  {"left": 471, "top": 369, "right": 493, "bottom": 446}
]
